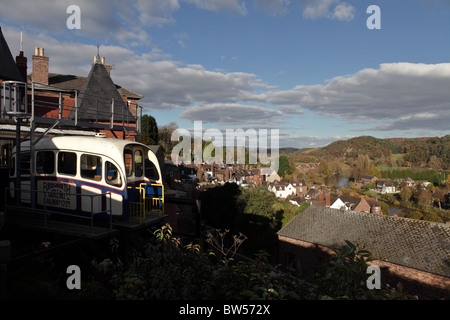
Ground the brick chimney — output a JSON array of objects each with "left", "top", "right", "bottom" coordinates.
[
  {"left": 325, "top": 193, "right": 331, "bottom": 207},
  {"left": 32, "top": 47, "right": 49, "bottom": 85},
  {"left": 93, "top": 56, "right": 111, "bottom": 75},
  {"left": 318, "top": 191, "right": 324, "bottom": 202},
  {"left": 101, "top": 57, "right": 112, "bottom": 75},
  {"left": 15, "top": 50, "right": 27, "bottom": 82}
]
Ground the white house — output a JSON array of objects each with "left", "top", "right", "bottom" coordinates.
[
  {"left": 330, "top": 198, "right": 348, "bottom": 211},
  {"left": 269, "top": 183, "right": 297, "bottom": 199},
  {"left": 377, "top": 180, "right": 396, "bottom": 193}
]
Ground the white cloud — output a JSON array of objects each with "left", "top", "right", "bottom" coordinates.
[
  {"left": 185, "top": 0, "right": 248, "bottom": 15},
  {"left": 302, "top": 0, "right": 337, "bottom": 19},
  {"left": 0, "top": 0, "right": 249, "bottom": 46},
  {"left": 266, "top": 62, "right": 450, "bottom": 131},
  {"left": 277, "top": 105, "right": 304, "bottom": 115},
  {"left": 253, "top": 0, "right": 291, "bottom": 16},
  {"left": 278, "top": 134, "right": 353, "bottom": 149},
  {"left": 4, "top": 26, "right": 449, "bottom": 136},
  {"left": 301, "top": 0, "right": 355, "bottom": 22},
  {"left": 331, "top": 2, "right": 355, "bottom": 22},
  {"left": 179, "top": 103, "right": 284, "bottom": 125}
]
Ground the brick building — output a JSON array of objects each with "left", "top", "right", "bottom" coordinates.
[
  {"left": 278, "top": 206, "right": 450, "bottom": 299},
  {"left": 1, "top": 25, "right": 143, "bottom": 144}
]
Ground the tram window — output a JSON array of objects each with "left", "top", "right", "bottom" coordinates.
[
  {"left": 58, "top": 152, "right": 77, "bottom": 176},
  {"left": 145, "top": 159, "right": 159, "bottom": 181},
  {"left": 135, "top": 150, "right": 143, "bottom": 177},
  {"left": 36, "top": 151, "right": 55, "bottom": 174},
  {"left": 1, "top": 142, "right": 12, "bottom": 168},
  {"left": 124, "top": 148, "right": 133, "bottom": 177},
  {"left": 105, "top": 161, "right": 122, "bottom": 187},
  {"left": 81, "top": 154, "right": 102, "bottom": 181}
]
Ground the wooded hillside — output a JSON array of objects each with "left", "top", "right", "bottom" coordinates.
[{"left": 292, "top": 135, "right": 450, "bottom": 169}]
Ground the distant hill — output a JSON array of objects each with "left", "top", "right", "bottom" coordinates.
[
  {"left": 279, "top": 147, "right": 313, "bottom": 156},
  {"left": 301, "top": 135, "right": 450, "bottom": 169}
]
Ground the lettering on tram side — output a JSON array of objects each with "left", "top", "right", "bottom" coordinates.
[{"left": 37, "top": 181, "right": 77, "bottom": 210}]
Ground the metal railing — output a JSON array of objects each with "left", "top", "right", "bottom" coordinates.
[
  {"left": 127, "top": 183, "right": 164, "bottom": 221},
  {"left": 1, "top": 80, "right": 142, "bottom": 134},
  {"left": 5, "top": 187, "right": 113, "bottom": 234}
]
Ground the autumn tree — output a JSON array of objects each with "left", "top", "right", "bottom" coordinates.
[
  {"left": 318, "top": 160, "right": 330, "bottom": 176},
  {"left": 399, "top": 186, "right": 412, "bottom": 206},
  {"left": 428, "top": 155, "right": 443, "bottom": 170},
  {"left": 370, "top": 165, "right": 382, "bottom": 178},
  {"left": 417, "top": 189, "right": 432, "bottom": 210},
  {"left": 158, "top": 122, "right": 179, "bottom": 154},
  {"left": 423, "top": 212, "right": 444, "bottom": 223}
]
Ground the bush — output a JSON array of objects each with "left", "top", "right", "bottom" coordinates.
[
  {"left": 316, "top": 240, "right": 415, "bottom": 300},
  {"left": 86, "top": 225, "right": 316, "bottom": 300}
]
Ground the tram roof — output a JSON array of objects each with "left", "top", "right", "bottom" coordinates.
[{"left": 16, "top": 136, "right": 151, "bottom": 159}]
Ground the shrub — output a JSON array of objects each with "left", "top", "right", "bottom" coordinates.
[
  {"left": 87, "top": 225, "right": 316, "bottom": 300},
  {"left": 316, "top": 240, "right": 415, "bottom": 300}
]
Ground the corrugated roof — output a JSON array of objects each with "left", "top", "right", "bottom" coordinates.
[
  {"left": 278, "top": 206, "right": 450, "bottom": 277},
  {"left": 0, "top": 26, "right": 24, "bottom": 81}
]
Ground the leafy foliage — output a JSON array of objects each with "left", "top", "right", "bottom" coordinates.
[
  {"left": 277, "top": 155, "right": 293, "bottom": 178},
  {"left": 316, "top": 241, "right": 415, "bottom": 300},
  {"left": 137, "top": 114, "right": 158, "bottom": 145},
  {"left": 87, "top": 225, "right": 317, "bottom": 300}
]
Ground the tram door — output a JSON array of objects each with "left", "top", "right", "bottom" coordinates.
[{"left": 125, "top": 146, "right": 164, "bottom": 219}]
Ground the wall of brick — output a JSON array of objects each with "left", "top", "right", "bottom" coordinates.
[
  {"left": 32, "top": 54, "right": 49, "bottom": 85},
  {"left": 278, "top": 235, "right": 450, "bottom": 299}
]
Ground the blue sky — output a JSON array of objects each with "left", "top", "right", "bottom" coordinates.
[{"left": 1, "top": 0, "right": 450, "bottom": 148}]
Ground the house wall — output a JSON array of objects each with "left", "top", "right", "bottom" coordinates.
[
  {"left": 330, "top": 198, "right": 346, "bottom": 210},
  {"left": 353, "top": 198, "right": 371, "bottom": 213},
  {"left": 278, "top": 235, "right": 450, "bottom": 299}
]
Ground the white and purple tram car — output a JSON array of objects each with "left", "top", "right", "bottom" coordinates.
[{"left": 8, "top": 135, "right": 164, "bottom": 221}]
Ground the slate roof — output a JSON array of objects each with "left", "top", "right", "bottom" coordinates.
[
  {"left": 33, "top": 73, "right": 144, "bottom": 99},
  {"left": 0, "top": 26, "right": 24, "bottom": 81},
  {"left": 278, "top": 206, "right": 450, "bottom": 277},
  {"left": 67, "top": 60, "right": 135, "bottom": 122}
]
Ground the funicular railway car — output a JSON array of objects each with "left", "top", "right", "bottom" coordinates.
[{"left": 8, "top": 135, "right": 164, "bottom": 222}]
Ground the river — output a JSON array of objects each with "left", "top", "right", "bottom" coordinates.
[{"left": 325, "top": 174, "right": 349, "bottom": 189}]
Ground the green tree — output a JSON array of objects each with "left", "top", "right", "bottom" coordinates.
[
  {"left": 406, "top": 211, "right": 423, "bottom": 220},
  {"left": 317, "top": 241, "right": 374, "bottom": 299},
  {"left": 278, "top": 155, "right": 293, "bottom": 178},
  {"left": 239, "top": 187, "right": 277, "bottom": 218},
  {"left": 138, "top": 114, "right": 159, "bottom": 145}
]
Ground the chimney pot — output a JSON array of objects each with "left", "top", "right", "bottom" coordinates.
[{"left": 32, "top": 47, "right": 49, "bottom": 85}]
